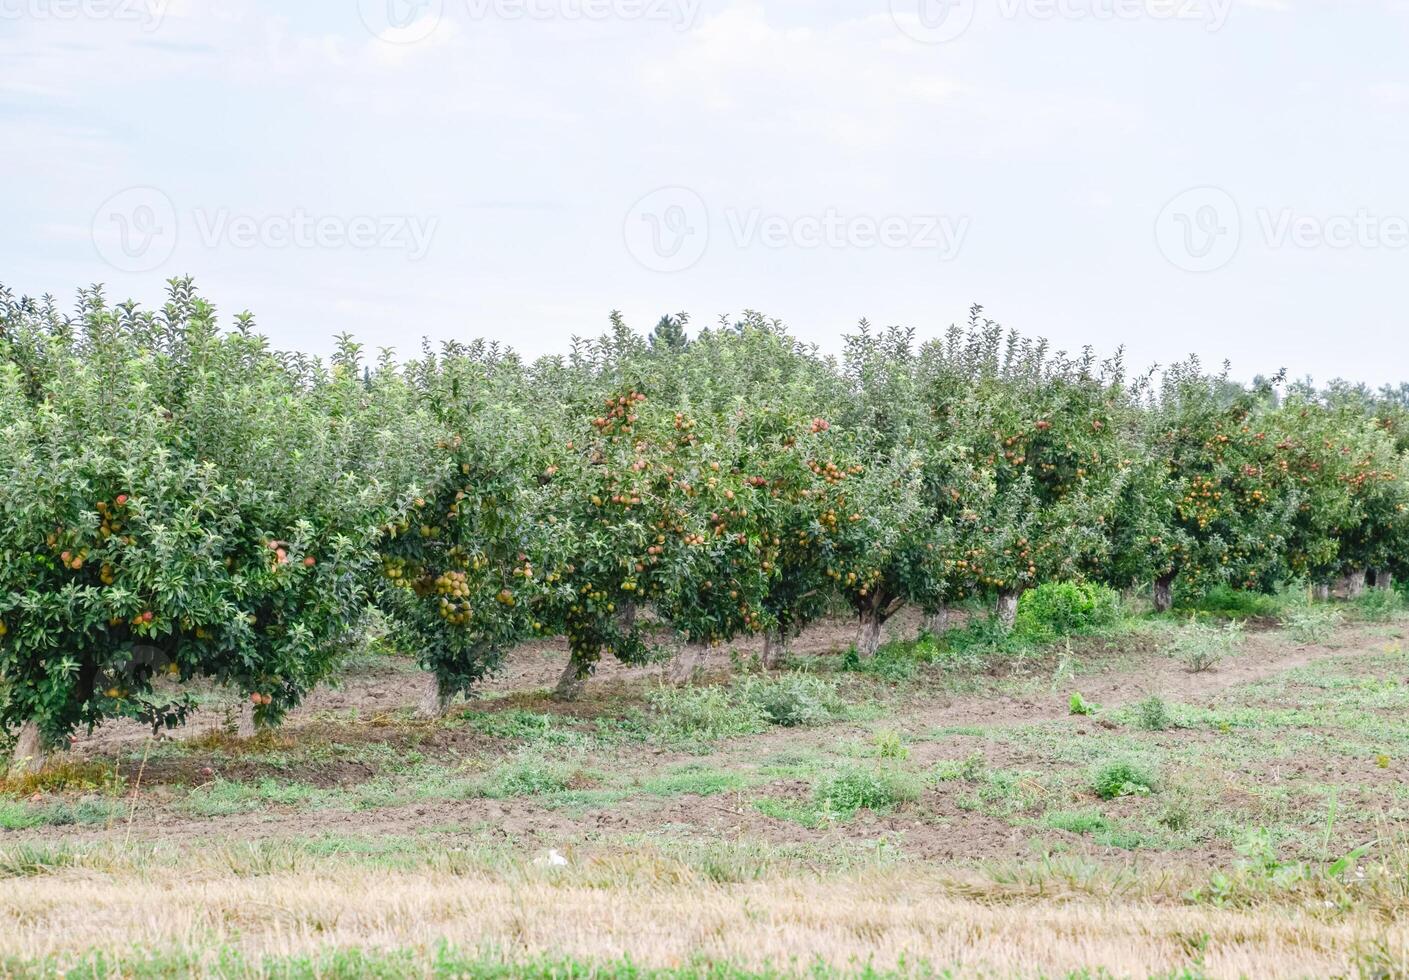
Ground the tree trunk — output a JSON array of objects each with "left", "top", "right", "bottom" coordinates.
[
  {"left": 761, "top": 630, "right": 787, "bottom": 669},
  {"left": 7, "top": 721, "right": 45, "bottom": 777},
  {"left": 996, "top": 590, "right": 1021, "bottom": 630},
  {"left": 1153, "top": 574, "right": 1175, "bottom": 614},
  {"left": 554, "top": 653, "right": 592, "bottom": 702},
  {"left": 236, "top": 702, "right": 257, "bottom": 738},
  {"left": 668, "top": 643, "right": 710, "bottom": 684},
  {"left": 1376, "top": 570, "right": 1394, "bottom": 592},
  {"left": 856, "top": 610, "right": 884, "bottom": 659},
  {"left": 416, "top": 674, "right": 452, "bottom": 719},
  {"left": 1347, "top": 569, "right": 1367, "bottom": 598},
  {"left": 1312, "top": 582, "right": 1331, "bottom": 602},
  {"left": 922, "top": 607, "right": 950, "bottom": 638}
]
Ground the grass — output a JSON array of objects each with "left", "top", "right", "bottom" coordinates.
[
  {"left": 0, "top": 862, "right": 1403, "bottom": 978},
  {"left": 646, "top": 673, "right": 846, "bottom": 745},
  {"left": 756, "top": 764, "right": 922, "bottom": 828},
  {"left": 1091, "top": 760, "right": 1158, "bottom": 800},
  {"left": 5, "top": 602, "right": 1409, "bottom": 977},
  {"left": 1283, "top": 603, "right": 1343, "bottom": 644},
  {"left": 1167, "top": 619, "right": 1243, "bottom": 672}
]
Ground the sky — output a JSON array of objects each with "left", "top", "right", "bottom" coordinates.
[{"left": 2, "top": 0, "right": 1406, "bottom": 385}]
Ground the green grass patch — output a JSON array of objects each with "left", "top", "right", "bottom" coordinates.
[
  {"left": 1092, "top": 760, "right": 1158, "bottom": 800},
  {"left": 639, "top": 764, "right": 747, "bottom": 797},
  {"left": 647, "top": 674, "right": 845, "bottom": 745}
]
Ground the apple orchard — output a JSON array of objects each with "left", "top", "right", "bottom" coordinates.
[{"left": 2, "top": 281, "right": 1407, "bottom": 772}]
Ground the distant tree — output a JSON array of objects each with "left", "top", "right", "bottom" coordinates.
[{"left": 649, "top": 313, "right": 690, "bottom": 352}]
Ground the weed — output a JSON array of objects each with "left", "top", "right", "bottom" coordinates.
[
  {"left": 1353, "top": 588, "right": 1404, "bottom": 623},
  {"left": 1015, "top": 582, "right": 1122, "bottom": 641},
  {"left": 1136, "top": 696, "right": 1172, "bottom": 732},
  {"left": 647, "top": 674, "right": 843, "bottom": 744},
  {"left": 814, "top": 765, "right": 921, "bottom": 816},
  {"left": 462, "top": 710, "right": 587, "bottom": 748},
  {"left": 0, "top": 760, "right": 124, "bottom": 798},
  {"left": 646, "top": 686, "right": 765, "bottom": 743},
  {"left": 640, "top": 765, "right": 745, "bottom": 797},
  {"left": 1169, "top": 620, "right": 1243, "bottom": 673},
  {"left": 1069, "top": 692, "right": 1097, "bottom": 716},
  {"left": 934, "top": 752, "right": 986, "bottom": 783},
  {"left": 1183, "top": 585, "right": 1283, "bottom": 618},
  {"left": 958, "top": 769, "right": 1043, "bottom": 817},
  {"left": 1045, "top": 810, "right": 1111, "bottom": 835},
  {"left": 1092, "top": 760, "right": 1157, "bottom": 800},
  {"left": 479, "top": 755, "right": 581, "bottom": 797},
  {"left": 842, "top": 632, "right": 954, "bottom": 680},
  {"left": 737, "top": 674, "right": 843, "bottom": 727},
  {"left": 871, "top": 730, "right": 909, "bottom": 760},
  {"left": 1283, "top": 604, "right": 1343, "bottom": 644}
]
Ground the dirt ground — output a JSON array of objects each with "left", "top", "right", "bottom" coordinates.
[
  {"left": 12, "top": 614, "right": 1401, "bottom": 864},
  {"left": 5, "top": 607, "right": 1409, "bottom": 977}
]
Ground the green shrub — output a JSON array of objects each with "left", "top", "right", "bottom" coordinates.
[
  {"left": 737, "top": 674, "right": 843, "bottom": 727},
  {"left": 1069, "top": 693, "right": 1096, "bottom": 716},
  {"left": 1168, "top": 620, "right": 1243, "bottom": 672},
  {"left": 480, "top": 755, "right": 577, "bottom": 797},
  {"left": 1182, "top": 585, "right": 1283, "bottom": 618},
  {"left": 1092, "top": 760, "right": 1157, "bottom": 800},
  {"left": 934, "top": 752, "right": 986, "bottom": 783},
  {"left": 1135, "top": 696, "right": 1171, "bottom": 731},
  {"left": 1352, "top": 587, "right": 1404, "bottom": 623},
  {"left": 871, "top": 730, "right": 909, "bottom": 760},
  {"left": 958, "top": 769, "right": 1042, "bottom": 816},
  {"left": 814, "top": 765, "right": 920, "bottom": 816},
  {"left": 1014, "top": 582, "right": 1121, "bottom": 641},
  {"left": 646, "top": 686, "right": 765, "bottom": 743},
  {"left": 1283, "top": 604, "right": 1343, "bottom": 643},
  {"left": 647, "top": 674, "right": 843, "bottom": 743}
]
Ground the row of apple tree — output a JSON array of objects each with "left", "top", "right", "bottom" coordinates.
[{"left": 2, "top": 281, "right": 1406, "bottom": 767}]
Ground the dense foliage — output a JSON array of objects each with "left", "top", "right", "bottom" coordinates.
[{"left": 4, "top": 280, "right": 1408, "bottom": 764}]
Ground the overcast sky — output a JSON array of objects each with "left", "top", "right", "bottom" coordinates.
[{"left": 2, "top": 0, "right": 1405, "bottom": 384}]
